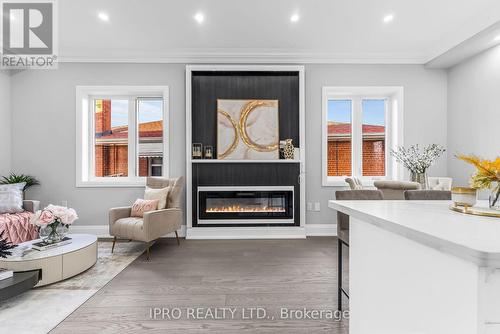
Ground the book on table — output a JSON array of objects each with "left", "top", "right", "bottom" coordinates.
[
  {"left": 0, "top": 268, "right": 14, "bottom": 281},
  {"left": 32, "top": 237, "right": 72, "bottom": 251}
]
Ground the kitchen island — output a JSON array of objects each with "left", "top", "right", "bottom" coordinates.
[{"left": 328, "top": 200, "right": 500, "bottom": 334}]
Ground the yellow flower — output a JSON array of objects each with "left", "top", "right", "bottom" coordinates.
[{"left": 456, "top": 154, "right": 500, "bottom": 190}]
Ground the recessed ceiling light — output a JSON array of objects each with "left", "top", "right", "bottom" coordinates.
[
  {"left": 194, "top": 12, "right": 204, "bottom": 24},
  {"left": 383, "top": 14, "right": 394, "bottom": 23},
  {"left": 290, "top": 14, "right": 300, "bottom": 23},
  {"left": 98, "top": 12, "right": 109, "bottom": 22},
  {"left": 494, "top": 35, "right": 500, "bottom": 42}
]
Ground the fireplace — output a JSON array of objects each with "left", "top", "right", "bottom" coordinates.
[{"left": 198, "top": 186, "right": 294, "bottom": 224}]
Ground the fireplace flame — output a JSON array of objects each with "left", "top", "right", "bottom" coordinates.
[{"left": 206, "top": 205, "right": 285, "bottom": 213}]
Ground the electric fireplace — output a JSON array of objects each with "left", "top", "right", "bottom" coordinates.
[{"left": 197, "top": 186, "right": 294, "bottom": 224}]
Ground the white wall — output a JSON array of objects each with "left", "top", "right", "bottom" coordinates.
[
  {"left": 447, "top": 45, "right": 500, "bottom": 188},
  {"left": 0, "top": 70, "right": 11, "bottom": 176},
  {"left": 10, "top": 63, "right": 447, "bottom": 227}
]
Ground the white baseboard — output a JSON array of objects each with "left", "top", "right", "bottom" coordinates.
[
  {"left": 305, "top": 224, "right": 337, "bottom": 236},
  {"left": 70, "top": 225, "right": 187, "bottom": 238},
  {"left": 69, "top": 224, "right": 335, "bottom": 239}
]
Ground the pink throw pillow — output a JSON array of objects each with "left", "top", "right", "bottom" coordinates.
[{"left": 131, "top": 199, "right": 159, "bottom": 217}]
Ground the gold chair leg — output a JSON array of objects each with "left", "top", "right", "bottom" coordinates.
[
  {"left": 175, "top": 231, "right": 180, "bottom": 246},
  {"left": 111, "top": 236, "right": 117, "bottom": 253}
]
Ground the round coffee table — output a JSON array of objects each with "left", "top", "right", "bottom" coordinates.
[{"left": 0, "top": 234, "right": 97, "bottom": 287}]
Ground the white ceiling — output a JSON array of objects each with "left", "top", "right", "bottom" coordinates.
[{"left": 58, "top": 0, "right": 500, "bottom": 64}]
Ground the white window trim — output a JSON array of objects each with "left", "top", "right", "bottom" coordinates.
[
  {"left": 321, "top": 86, "right": 404, "bottom": 187},
  {"left": 76, "top": 86, "right": 169, "bottom": 188}
]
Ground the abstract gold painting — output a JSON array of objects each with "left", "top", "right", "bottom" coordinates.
[{"left": 217, "top": 99, "right": 279, "bottom": 160}]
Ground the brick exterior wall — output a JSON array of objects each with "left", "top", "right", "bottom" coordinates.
[
  {"left": 95, "top": 100, "right": 111, "bottom": 135},
  {"left": 327, "top": 141, "right": 352, "bottom": 176},
  {"left": 362, "top": 140, "right": 385, "bottom": 176},
  {"left": 139, "top": 157, "right": 148, "bottom": 177},
  {"left": 95, "top": 145, "right": 128, "bottom": 177},
  {"left": 327, "top": 139, "right": 385, "bottom": 177}
]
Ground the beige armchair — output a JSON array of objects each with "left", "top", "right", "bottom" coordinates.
[
  {"left": 427, "top": 177, "right": 453, "bottom": 191},
  {"left": 109, "top": 176, "right": 184, "bottom": 260},
  {"left": 373, "top": 180, "right": 421, "bottom": 200}
]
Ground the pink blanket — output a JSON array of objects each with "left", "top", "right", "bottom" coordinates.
[{"left": 0, "top": 212, "right": 38, "bottom": 245}]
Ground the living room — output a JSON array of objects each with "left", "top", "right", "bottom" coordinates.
[{"left": 0, "top": 1, "right": 499, "bottom": 333}]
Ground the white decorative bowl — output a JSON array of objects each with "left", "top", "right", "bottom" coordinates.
[{"left": 451, "top": 187, "right": 477, "bottom": 207}]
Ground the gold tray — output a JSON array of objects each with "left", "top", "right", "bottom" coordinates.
[{"left": 450, "top": 205, "right": 500, "bottom": 218}]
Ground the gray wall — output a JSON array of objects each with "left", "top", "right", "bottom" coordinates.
[
  {"left": 447, "top": 45, "right": 500, "bottom": 190},
  {"left": 10, "top": 63, "right": 186, "bottom": 224},
  {"left": 306, "top": 65, "right": 447, "bottom": 224},
  {"left": 0, "top": 70, "right": 11, "bottom": 176},
  {"left": 10, "top": 63, "right": 447, "bottom": 227}
]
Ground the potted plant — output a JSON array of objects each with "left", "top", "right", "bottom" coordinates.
[
  {"left": 457, "top": 155, "right": 500, "bottom": 210},
  {"left": 390, "top": 144, "right": 446, "bottom": 189},
  {"left": 0, "top": 173, "right": 40, "bottom": 198},
  {"left": 0, "top": 231, "right": 16, "bottom": 258},
  {"left": 30, "top": 205, "right": 78, "bottom": 244}
]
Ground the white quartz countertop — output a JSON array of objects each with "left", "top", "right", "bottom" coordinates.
[{"left": 328, "top": 200, "right": 500, "bottom": 267}]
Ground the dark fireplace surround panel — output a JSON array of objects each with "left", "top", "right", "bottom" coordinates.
[{"left": 191, "top": 71, "right": 301, "bottom": 227}]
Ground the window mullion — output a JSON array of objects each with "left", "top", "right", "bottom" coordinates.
[
  {"left": 385, "top": 98, "right": 392, "bottom": 179},
  {"left": 128, "top": 97, "right": 137, "bottom": 178},
  {"left": 352, "top": 97, "right": 363, "bottom": 177}
]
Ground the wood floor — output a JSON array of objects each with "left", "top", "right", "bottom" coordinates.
[{"left": 52, "top": 237, "right": 349, "bottom": 333}]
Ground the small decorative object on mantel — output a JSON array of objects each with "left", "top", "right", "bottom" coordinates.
[
  {"left": 0, "top": 230, "right": 16, "bottom": 258},
  {"left": 451, "top": 187, "right": 477, "bottom": 207},
  {"left": 204, "top": 146, "right": 214, "bottom": 159},
  {"left": 390, "top": 144, "right": 446, "bottom": 189},
  {"left": 192, "top": 143, "right": 203, "bottom": 159},
  {"left": 280, "top": 139, "right": 295, "bottom": 159},
  {"left": 457, "top": 154, "right": 500, "bottom": 211},
  {"left": 30, "top": 205, "right": 78, "bottom": 245}
]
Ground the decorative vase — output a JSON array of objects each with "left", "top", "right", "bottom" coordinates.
[
  {"left": 40, "top": 221, "right": 68, "bottom": 244},
  {"left": 489, "top": 187, "right": 500, "bottom": 211},
  {"left": 410, "top": 171, "right": 428, "bottom": 189},
  {"left": 280, "top": 139, "right": 294, "bottom": 160}
]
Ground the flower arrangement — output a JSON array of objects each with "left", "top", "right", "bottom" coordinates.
[
  {"left": 457, "top": 155, "right": 500, "bottom": 210},
  {"left": 391, "top": 144, "right": 446, "bottom": 174},
  {"left": 30, "top": 205, "right": 78, "bottom": 243}
]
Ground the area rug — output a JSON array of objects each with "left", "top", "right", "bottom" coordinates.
[{"left": 0, "top": 240, "right": 145, "bottom": 334}]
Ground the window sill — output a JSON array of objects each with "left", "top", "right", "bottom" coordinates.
[
  {"left": 322, "top": 177, "right": 386, "bottom": 188},
  {"left": 76, "top": 178, "right": 146, "bottom": 188}
]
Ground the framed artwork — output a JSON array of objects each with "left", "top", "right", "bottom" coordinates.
[{"left": 217, "top": 99, "right": 279, "bottom": 160}]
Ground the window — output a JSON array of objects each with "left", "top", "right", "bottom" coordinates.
[
  {"left": 76, "top": 86, "right": 169, "bottom": 187},
  {"left": 137, "top": 98, "right": 165, "bottom": 177},
  {"left": 322, "top": 87, "right": 403, "bottom": 186},
  {"left": 362, "top": 99, "right": 386, "bottom": 177}
]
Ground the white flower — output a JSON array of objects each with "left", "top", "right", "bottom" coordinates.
[
  {"left": 59, "top": 208, "right": 78, "bottom": 225},
  {"left": 43, "top": 204, "right": 79, "bottom": 226},
  {"left": 390, "top": 144, "right": 445, "bottom": 173},
  {"left": 29, "top": 210, "right": 42, "bottom": 226}
]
